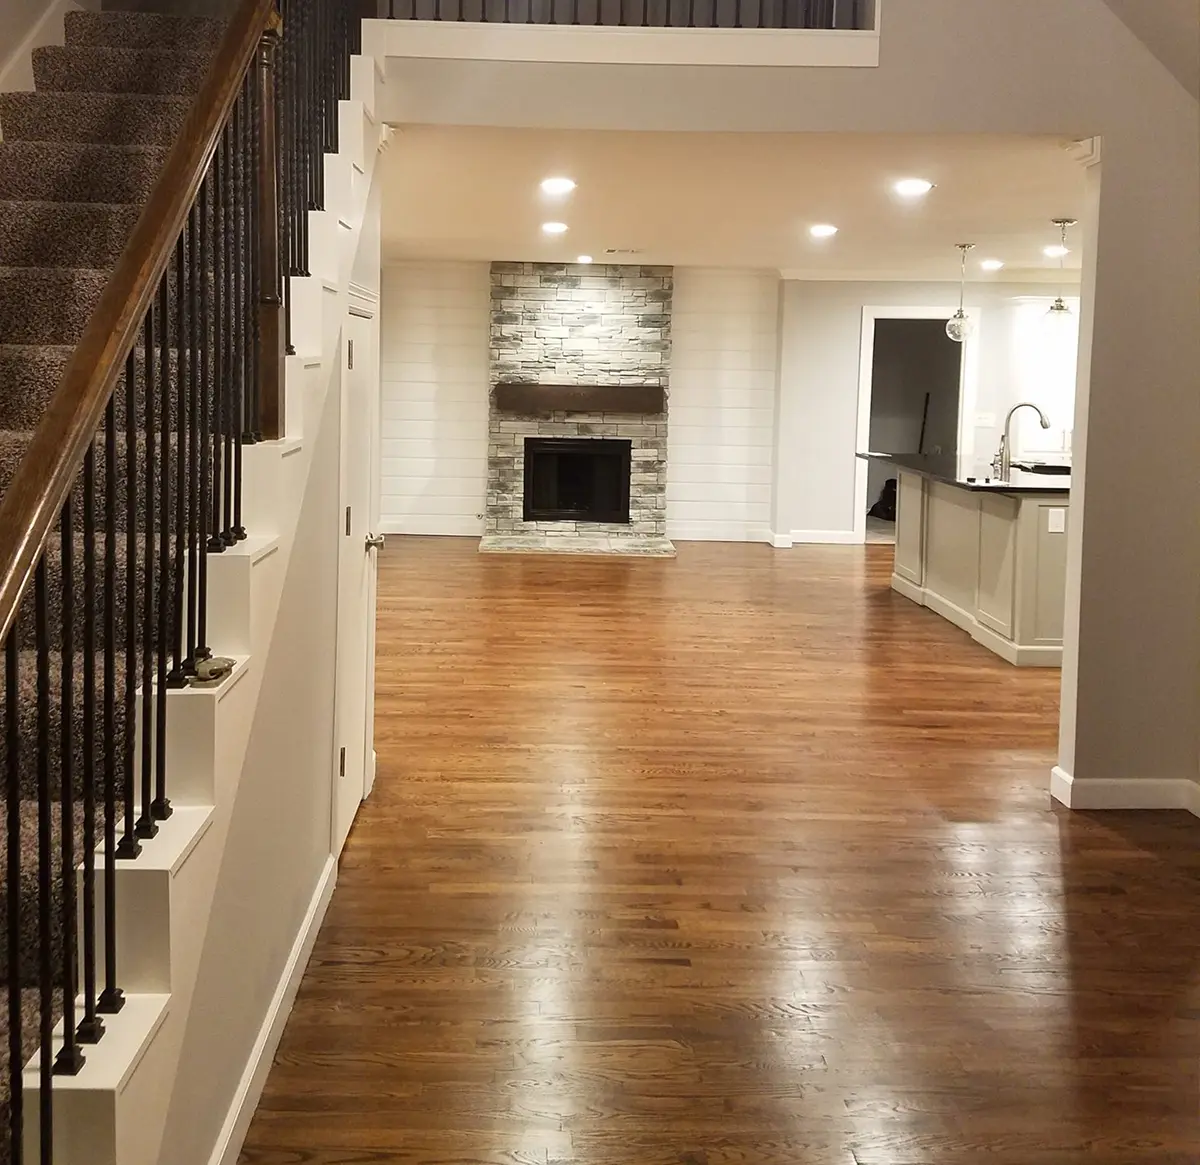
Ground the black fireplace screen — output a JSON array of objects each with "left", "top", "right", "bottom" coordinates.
[{"left": 523, "top": 437, "right": 632, "bottom": 524}]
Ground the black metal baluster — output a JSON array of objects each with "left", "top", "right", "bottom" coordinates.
[
  {"left": 223, "top": 112, "right": 237, "bottom": 547},
  {"left": 197, "top": 176, "right": 214, "bottom": 662},
  {"left": 6, "top": 627, "right": 22, "bottom": 1165},
  {"left": 100, "top": 392, "right": 128, "bottom": 1007},
  {"left": 117, "top": 352, "right": 141, "bottom": 862},
  {"left": 154, "top": 273, "right": 173, "bottom": 823},
  {"left": 235, "top": 84, "right": 252, "bottom": 543},
  {"left": 76, "top": 449, "right": 103, "bottom": 1044},
  {"left": 185, "top": 203, "right": 201, "bottom": 676},
  {"left": 137, "top": 304, "right": 158, "bottom": 842},
  {"left": 55, "top": 503, "right": 83, "bottom": 1076},
  {"left": 168, "top": 233, "right": 188, "bottom": 689},
  {"left": 34, "top": 559, "right": 53, "bottom": 1163},
  {"left": 210, "top": 137, "right": 227, "bottom": 557}
]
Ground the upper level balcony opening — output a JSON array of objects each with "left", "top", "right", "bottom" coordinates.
[
  {"left": 384, "top": 0, "right": 876, "bottom": 31},
  {"left": 366, "top": 0, "right": 880, "bottom": 69}
]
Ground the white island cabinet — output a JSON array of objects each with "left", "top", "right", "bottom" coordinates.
[{"left": 886, "top": 461, "right": 1070, "bottom": 667}]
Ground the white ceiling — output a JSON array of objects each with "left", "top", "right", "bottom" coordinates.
[
  {"left": 380, "top": 128, "right": 1088, "bottom": 281},
  {"left": 1101, "top": 0, "right": 1199, "bottom": 99}
]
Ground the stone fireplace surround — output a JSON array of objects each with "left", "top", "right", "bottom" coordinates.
[{"left": 481, "top": 261, "right": 676, "bottom": 556}]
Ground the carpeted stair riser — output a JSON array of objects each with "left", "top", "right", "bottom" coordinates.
[
  {"left": 0, "top": 202, "right": 141, "bottom": 268},
  {"left": 21, "top": 533, "right": 183, "bottom": 656},
  {"left": 64, "top": 10, "right": 225, "bottom": 52},
  {"left": 0, "top": 268, "right": 109, "bottom": 346},
  {"left": 0, "top": 429, "right": 190, "bottom": 534},
  {"left": 32, "top": 46, "right": 213, "bottom": 97},
  {"left": 0, "top": 345, "right": 193, "bottom": 431},
  {"left": 0, "top": 91, "right": 192, "bottom": 147},
  {"left": 0, "top": 141, "right": 168, "bottom": 205},
  {"left": 0, "top": 651, "right": 130, "bottom": 806},
  {"left": 0, "top": 265, "right": 213, "bottom": 346},
  {"left": 0, "top": 802, "right": 86, "bottom": 987}
]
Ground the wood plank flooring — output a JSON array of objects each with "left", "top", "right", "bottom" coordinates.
[{"left": 240, "top": 538, "right": 1200, "bottom": 1165}]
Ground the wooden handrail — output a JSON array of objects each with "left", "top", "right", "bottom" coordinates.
[{"left": 0, "top": 0, "right": 278, "bottom": 646}]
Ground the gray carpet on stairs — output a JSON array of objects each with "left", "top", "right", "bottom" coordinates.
[{"left": 0, "top": 8, "right": 222, "bottom": 1153}]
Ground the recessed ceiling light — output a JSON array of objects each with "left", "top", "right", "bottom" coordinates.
[
  {"left": 576, "top": 255, "right": 593, "bottom": 264},
  {"left": 540, "top": 177, "right": 576, "bottom": 196},
  {"left": 1044, "top": 244, "right": 1070, "bottom": 258},
  {"left": 894, "top": 178, "right": 935, "bottom": 198},
  {"left": 542, "top": 222, "right": 569, "bottom": 235},
  {"left": 980, "top": 259, "right": 1005, "bottom": 272},
  {"left": 809, "top": 223, "right": 839, "bottom": 239}
]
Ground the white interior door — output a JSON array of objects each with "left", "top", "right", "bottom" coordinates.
[{"left": 333, "top": 312, "right": 378, "bottom": 855}]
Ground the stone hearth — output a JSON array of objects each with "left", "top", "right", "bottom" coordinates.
[{"left": 481, "top": 261, "right": 675, "bottom": 556}]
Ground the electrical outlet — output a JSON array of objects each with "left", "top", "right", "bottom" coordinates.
[{"left": 976, "top": 412, "right": 996, "bottom": 427}]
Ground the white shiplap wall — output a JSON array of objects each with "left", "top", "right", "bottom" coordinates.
[
  {"left": 379, "top": 262, "right": 490, "bottom": 535},
  {"left": 667, "top": 269, "right": 780, "bottom": 543}
]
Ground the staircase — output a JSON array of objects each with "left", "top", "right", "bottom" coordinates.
[
  {"left": 0, "top": 11, "right": 223, "bottom": 1158},
  {"left": 0, "top": 0, "right": 378, "bottom": 1160}
]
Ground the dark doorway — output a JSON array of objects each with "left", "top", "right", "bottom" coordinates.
[
  {"left": 866, "top": 318, "right": 963, "bottom": 508},
  {"left": 524, "top": 438, "right": 632, "bottom": 524}
]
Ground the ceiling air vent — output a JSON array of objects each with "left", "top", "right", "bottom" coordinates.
[{"left": 604, "top": 248, "right": 643, "bottom": 255}]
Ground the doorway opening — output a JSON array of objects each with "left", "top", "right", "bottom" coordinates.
[{"left": 854, "top": 305, "right": 979, "bottom": 544}]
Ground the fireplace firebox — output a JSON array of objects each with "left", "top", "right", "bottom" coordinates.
[{"left": 523, "top": 438, "right": 632, "bottom": 524}]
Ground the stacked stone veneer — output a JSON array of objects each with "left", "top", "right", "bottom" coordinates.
[{"left": 487, "top": 261, "right": 672, "bottom": 540}]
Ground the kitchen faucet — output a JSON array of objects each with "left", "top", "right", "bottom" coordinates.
[{"left": 993, "top": 403, "right": 1051, "bottom": 481}]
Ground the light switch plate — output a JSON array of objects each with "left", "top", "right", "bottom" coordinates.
[{"left": 1048, "top": 508, "right": 1066, "bottom": 534}]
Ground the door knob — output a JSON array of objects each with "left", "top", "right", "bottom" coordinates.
[{"left": 365, "top": 533, "right": 385, "bottom": 550}]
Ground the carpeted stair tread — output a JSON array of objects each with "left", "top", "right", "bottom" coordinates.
[
  {"left": 65, "top": 9, "right": 225, "bottom": 52},
  {"left": 0, "top": 90, "right": 192, "bottom": 147},
  {"left": 0, "top": 267, "right": 110, "bottom": 347},
  {"left": 32, "top": 45, "right": 214, "bottom": 97},
  {"left": 0, "top": 800, "right": 87, "bottom": 987},
  {"left": 0, "top": 141, "right": 169, "bottom": 206},
  {"left": 0, "top": 201, "right": 141, "bottom": 269}
]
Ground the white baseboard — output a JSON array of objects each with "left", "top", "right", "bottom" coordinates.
[
  {"left": 790, "top": 528, "right": 863, "bottom": 545},
  {"left": 208, "top": 855, "right": 337, "bottom": 1165},
  {"left": 1051, "top": 766, "right": 1200, "bottom": 815},
  {"left": 666, "top": 521, "right": 772, "bottom": 544},
  {"left": 770, "top": 532, "right": 793, "bottom": 549},
  {"left": 379, "top": 517, "right": 482, "bottom": 537}
]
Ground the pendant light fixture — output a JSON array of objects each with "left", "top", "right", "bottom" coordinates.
[
  {"left": 946, "top": 243, "right": 975, "bottom": 343},
  {"left": 1046, "top": 218, "right": 1077, "bottom": 319}
]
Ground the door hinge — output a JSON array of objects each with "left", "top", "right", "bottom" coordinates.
[
  {"left": 345, "top": 505, "right": 351, "bottom": 536},
  {"left": 347, "top": 339, "right": 354, "bottom": 369},
  {"left": 339, "top": 747, "right": 346, "bottom": 777}
]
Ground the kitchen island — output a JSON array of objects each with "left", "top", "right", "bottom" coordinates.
[{"left": 864, "top": 452, "right": 1071, "bottom": 667}]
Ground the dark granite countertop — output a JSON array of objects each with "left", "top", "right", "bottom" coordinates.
[{"left": 861, "top": 452, "right": 1071, "bottom": 495}]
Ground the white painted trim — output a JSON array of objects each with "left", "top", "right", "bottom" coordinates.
[
  {"left": 1051, "top": 767, "right": 1200, "bottom": 815},
  {"left": 777, "top": 267, "right": 1075, "bottom": 285},
  {"left": 667, "top": 521, "right": 774, "bottom": 544},
  {"left": 207, "top": 856, "right": 336, "bottom": 1165},
  {"left": 790, "top": 528, "right": 863, "bottom": 545},
  {"left": 854, "top": 305, "right": 981, "bottom": 543},
  {"left": 770, "top": 532, "right": 793, "bottom": 549},
  {"left": 0, "top": 0, "right": 87, "bottom": 94},
  {"left": 369, "top": 18, "right": 880, "bottom": 68},
  {"left": 379, "top": 517, "right": 482, "bottom": 537}
]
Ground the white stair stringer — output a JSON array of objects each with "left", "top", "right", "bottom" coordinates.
[{"left": 21, "top": 56, "right": 386, "bottom": 1165}]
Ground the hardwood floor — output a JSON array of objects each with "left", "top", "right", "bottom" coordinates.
[{"left": 240, "top": 538, "right": 1200, "bottom": 1165}]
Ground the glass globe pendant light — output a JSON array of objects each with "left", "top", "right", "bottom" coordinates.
[
  {"left": 946, "top": 243, "right": 975, "bottom": 343},
  {"left": 1046, "top": 218, "right": 1077, "bottom": 320}
]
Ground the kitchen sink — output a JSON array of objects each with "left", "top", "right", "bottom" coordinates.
[{"left": 1013, "top": 462, "right": 1071, "bottom": 475}]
